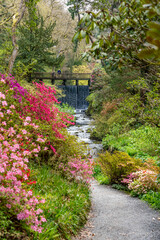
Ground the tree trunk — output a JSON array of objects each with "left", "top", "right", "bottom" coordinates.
[{"left": 7, "top": 0, "right": 26, "bottom": 73}]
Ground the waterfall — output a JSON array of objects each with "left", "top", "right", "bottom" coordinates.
[{"left": 58, "top": 85, "right": 89, "bottom": 109}]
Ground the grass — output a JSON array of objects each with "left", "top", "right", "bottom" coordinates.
[{"left": 29, "top": 162, "right": 91, "bottom": 240}]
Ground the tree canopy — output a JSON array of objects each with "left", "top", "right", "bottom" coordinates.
[{"left": 72, "top": 0, "right": 160, "bottom": 70}]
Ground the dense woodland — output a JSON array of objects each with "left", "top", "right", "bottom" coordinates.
[{"left": 0, "top": 0, "right": 160, "bottom": 239}]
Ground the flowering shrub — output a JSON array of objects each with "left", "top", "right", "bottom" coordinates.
[
  {"left": 122, "top": 170, "right": 160, "bottom": 195},
  {"left": 97, "top": 151, "right": 143, "bottom": 183},
  {"left": 59, "top": 155, "right": 94, "bottom": 184},
  {"left": 0, "top": 76, "right": 49, "bottom": 232},
  {"left": 0, "top": 73, "right": 28, "bottom": 102}
]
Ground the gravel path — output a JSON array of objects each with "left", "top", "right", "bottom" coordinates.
[{"left": 73, "top": 181, "right": 160, "bottom": 240}]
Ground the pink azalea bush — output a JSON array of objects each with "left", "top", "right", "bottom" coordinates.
[
  {"left": 21, "top": 81, "right": 75, "bottom": 140},
  {"left": 122, "top": 170, "right": 160, "bottom": 195},
  {"left": 0, "top": 73, "right": 75, "bottom": 231},
  {"left": 59, "top": 155, "right": 94, "bottom": 184},
  {"left": 0, "top": 77, "right": 48, "bottom": 232}
]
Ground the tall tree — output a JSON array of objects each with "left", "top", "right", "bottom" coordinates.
[{"left": 17, "top": 13, "right": 64, "bottom": 72}]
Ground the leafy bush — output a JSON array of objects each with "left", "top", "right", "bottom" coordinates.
[
  {"left": 88, "top": 73, "right": 160, "bottom": 141},
  {"left": 56, "top": 103, "right": 75, "bottom": 115},
  {"left": 58, "top": 155, "right": 94, "bottom": 184},
  {"left": 93, "top": 164, "right": 110, "bottom": 184},
  {"left": 0, "top": 205, "right": 30, "bottom": 240},
  {"left": 102, "top": 125, "right": 160, "bottom": 158},
  {"left": 97, "top": 151, "right": 143, "bottom": 184},
  {"left": 142, "top": 191, "right": 160, "bottom": 210}
]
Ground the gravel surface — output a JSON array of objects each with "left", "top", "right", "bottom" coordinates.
[{"left": 73, "top": 181, "right": 160, "bottom": 240}]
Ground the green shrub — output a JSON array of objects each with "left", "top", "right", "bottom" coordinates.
[
  {"left": 0, "top": 206, "right": 30, "bottom": 240},
  {"left": 142, "top": 191, "right": 160, "bottom": 210},
  {"left": 112, "top": 184, "right": 128, "bottom": 191},
  {"left": 56, "top": 103, "right": 75, "bottom": 115},
  {"left": 97, "top": 151, "right": 143, "bottom": 184},
  {"left": 93, "top": 164, "right": 110, "bottom": 184},
  {"left": 102, "top": 125, "right": 160, "bottom": 158}
]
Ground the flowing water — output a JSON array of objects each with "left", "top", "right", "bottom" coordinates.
[{"left": 68, "top": 110, "right": 102, "bottom": 158}]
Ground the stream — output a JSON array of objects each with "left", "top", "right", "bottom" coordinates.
[{"left": 68, "top": 110, "right": 103, "bottom": 158}]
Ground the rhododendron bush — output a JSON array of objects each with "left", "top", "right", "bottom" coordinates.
[
  {"left": 122, "top": 170, "right": 160, "bottom": 195},
  {"left": 59, "top": 155, "right": 94, "bottom": 184},
  {"left": 0, "top": 77, "right": 47, "bottom": 233}
]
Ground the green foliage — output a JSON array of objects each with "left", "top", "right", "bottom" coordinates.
[
  {"left": 30, "top": 163, "right": 91, "bottom": 240},
  {"left": 0, "top": 2, "right": 12, "bottom": 73},
  {"left": 72, "top": 0, "right": 152, "bottom": 69},
  {"left": 13, "top": 59, "right": 37, "bottom": 82},
  {"left": 142, "top": 191, "right": 160, "bottom": 210},
  {"left": 89, "top": 74, "right": 160, "bottom": 141},
  {"left": 138, "top": 1, "right": 160, "bottom": 64},
  {"left": 0, "top": 206, "right": 30, "bottom": 240},
  {"left": 56, "top": 103, "right": 75, "bottom": 115},
  {"left": 17, "top": 14, "right": 64, "bottom": 72},
  {"left": 87, "top": 66, "right": 139, "bottom": 116},
  {"left": 93, "top": 164, "right": 110, "bottom": 185},
  {"left": 112, "top": 184, "right": 128, "bottom": 192},
  {"left": 102, "top": 125, "right": 160, "bottom": 159},
  {"left": 120, "top": 77, "right": 160, "bottom": 127},
  {"left": 97, "top": 151, "right": 143, "bottom": 184},
  {"left": 45, "top": 132, "right": 86, "bottom": 167}
]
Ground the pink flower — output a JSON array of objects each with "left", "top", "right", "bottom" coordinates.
[
  {"left": 2, "top": 101, "right": 7, "bottom": 106},
  {"left": 25, "top": 116, "right": 31, "bottom": 122},
  {"left": 6, "top": 204, "right": 11, "bottom": 209},
  {"left": 0, "top": 112, "right": 4, "bottom": 117},
  {"left": 10, "top": 105, "right": 15, "bottom": 109},
  {"left": 0, "top": 166, "right": 5, "bottom": 173},
  {"left": 22, "top": 129, "right": 27, "bottom": 134},
  {"left": 41, "top": 216, "right": 46, "bottom": 222},
  {"left": 0, "top": 92, "right": 5, "bottom": 99},
  {"left": 36, "top": 208, "right": 43, "bottom": 214},
  {"left": 7, "top": 109, "right": 12, "bottom": 114}
]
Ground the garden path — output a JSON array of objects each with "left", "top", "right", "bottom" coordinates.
[{"left": 69, "top": 111, "right": 160, "bottom": 240}]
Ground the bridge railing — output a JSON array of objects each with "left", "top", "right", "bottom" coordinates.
[{"left": 31, "top": 72, "right": 91, "bottom": 80}]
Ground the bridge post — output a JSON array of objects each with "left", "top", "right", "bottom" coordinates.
[
  {"left": 76, "top": 79, "right": 78, "bottom": 86},
  {"left": 51, "top": 72, "right": 55, "bottom": 85},
  {"left": 62, "top": 79, "right": 66, "bottom": 86}
]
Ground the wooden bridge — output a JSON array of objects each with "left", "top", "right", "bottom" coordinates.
[{"left": 31, "top": 72, "right": 91, "bottom": 86}]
